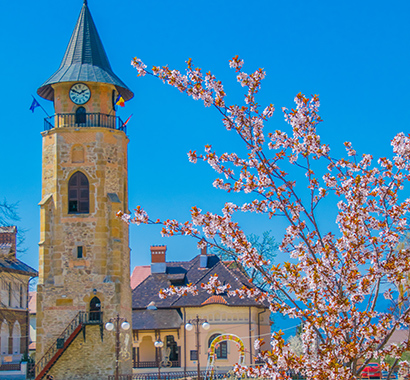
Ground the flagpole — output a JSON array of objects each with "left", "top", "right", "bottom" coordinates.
[{"left": 32, "top": 95, "right": 51, "bottom": 117}]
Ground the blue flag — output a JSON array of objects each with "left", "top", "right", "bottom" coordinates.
[{"left": 29, "top": 98, "right": 40, "bottom": 113}]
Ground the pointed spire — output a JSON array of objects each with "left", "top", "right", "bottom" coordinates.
[{"left": 38, "top": 1, "right": 133, "bottom": 101}]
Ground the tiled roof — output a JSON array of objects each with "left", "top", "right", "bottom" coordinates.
[
  {"left": 130, "top": 265, "right": 151, "bottom": 290},
  {"left": 0, "top": 257, "right": 38, "bottom": 277},
  {"left": 132, "top": 309, "right": 183, "bottom": 330},
  {"left": 37, "top": 1, "right": 133, "bottom": 101},
  {"left": 202, "top": 295, "right": 228, "bottom": 305},
  {"left": 132, "top": 254, "right": 268, "bottom": 309}
]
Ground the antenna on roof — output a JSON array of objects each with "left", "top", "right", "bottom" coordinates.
[{"left": 84, "top": 0, "right": 88, "bottom": 5}]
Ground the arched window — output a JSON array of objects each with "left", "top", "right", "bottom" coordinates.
[
  {"left": 1, "top": 320, "right": 9, "bottom": 355},
  {"left": 75, "top": 106, "right": 86, "bottom": 124},
  {"left": 89, "top": 296, "right": 101, "bottom": 322},
  {"left": 208, "top": 334, "right": 227, "bottom": 359},
  {"left": 12, "top": 321, "right": 20, "bottom": 354},
  {"left": 68, "top": 172, "right": 89, "bottom": 213}
]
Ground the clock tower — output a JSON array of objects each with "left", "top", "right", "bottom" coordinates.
[{"left": 35, "top": 1, "right": 133, "bottom": 379}]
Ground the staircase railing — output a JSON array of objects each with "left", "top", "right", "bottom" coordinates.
[{"left": 29, "top": 311, "right": 103, "bottom": 380}]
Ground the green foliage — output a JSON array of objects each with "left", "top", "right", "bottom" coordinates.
[{"left": 384, "top": 351, "right": 410, "bottom": 369}]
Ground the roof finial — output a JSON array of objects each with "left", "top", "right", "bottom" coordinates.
[{"left": 84, "top": 0, "right": 87, "bottom": 5}]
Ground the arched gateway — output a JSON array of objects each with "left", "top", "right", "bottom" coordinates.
[{"left": 206, "top": 334, "right": 246, "bottom": 379}]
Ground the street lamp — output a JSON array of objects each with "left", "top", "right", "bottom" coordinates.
[
  {"left": 154, "top": 337, "right": 164, "bottom": 380},
  {"left": 185, "top": 315, "right": 210, "bottom": 380},
  {"left": 105, "top": 314, "right": 131, "bottom": 380}
]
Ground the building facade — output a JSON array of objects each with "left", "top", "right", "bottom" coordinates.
[
  {"left": 0, "top": 226, "right": 37, "bottom": 366},
  {"left": 131, "top": 246, "right": 271, "bottom": 375},
  {"left": 35, "top": 1, "right": 133, "bottom": 379}
]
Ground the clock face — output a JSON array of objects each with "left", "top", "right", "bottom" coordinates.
[{"left": 69, "top": 83, "right": 91, "bottom": 105}]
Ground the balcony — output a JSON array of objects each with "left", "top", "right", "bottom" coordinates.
[{"left": 44, "top": 112, "right": 126, "bottom": 134}]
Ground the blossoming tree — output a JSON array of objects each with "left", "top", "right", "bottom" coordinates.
[{"left": 122, "top": 55, "right": 410, "bottom": 379}]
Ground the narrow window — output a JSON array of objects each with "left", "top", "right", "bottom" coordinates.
[
  {"left": 8, "top": 283, "right": 11, "bottom": 307},
  {"left": 77, "top": 246, "right": 83, "bottom": 259},
  {"left": 19, "top": 284, "right": 23, "bottom": 308},
  {"left": 1, "top": 321, "right": 9, "bottom": 354},
  {"left": 12, "top": 321, "right": 20, "bottom": 354},
  {"left": 75, "top": 106, "right": 86, "bottom": 124},
  {"left": 68, "top": 172, "right": 89, "bottom": 214},
  {"left": 112, "top": 90, "right": 116, "bottom": 109}
]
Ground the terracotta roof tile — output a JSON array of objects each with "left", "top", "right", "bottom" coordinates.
[{"left": 130, "top": 265, "right": 151, "bottom": 289}]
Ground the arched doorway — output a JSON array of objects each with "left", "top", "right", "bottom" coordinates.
[{"left": 89, "top": 296, "right": 101, "bottom": 322}]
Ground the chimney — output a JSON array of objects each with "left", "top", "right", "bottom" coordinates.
[
  {"left": 0, "top": 226, "right": 17, "bottom": 257},
  {"left": 151, "top": 245, "right": 167, "bottom": 274},
  {"left": 199, "top": 242, "right": 208, "bottom": 269}
]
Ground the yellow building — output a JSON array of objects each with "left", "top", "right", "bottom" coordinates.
[
  {"left": 131, "top": 246, "right": 271, "bottom": 376},
  {"left": 34, "top": 1, "right": 133, "bottom": 379}
]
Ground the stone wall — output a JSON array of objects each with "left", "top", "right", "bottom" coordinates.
[{"left": 37, "top": 90, "right": 132, "bottom": 379}]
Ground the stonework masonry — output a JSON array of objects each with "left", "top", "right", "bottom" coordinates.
[{"left": 36, "top": 82, "right": 132, "bottom": 379}]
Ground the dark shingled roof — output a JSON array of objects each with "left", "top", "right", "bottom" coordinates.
[
  {"left": 132, "top": 309, "right": 183, "bottom": 330},
  {"left": 132, "top": 254, "right": 268, "bottom": 310},
  {"left": 0, "top": 256, "right": 38, "bottom": 277},
  {"left": 37, "top": 1, "right": 133, "bottom": 102}
]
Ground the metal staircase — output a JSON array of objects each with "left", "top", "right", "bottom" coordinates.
[{"left": 29, "top": 311, "right": 103, "bottom": 380}]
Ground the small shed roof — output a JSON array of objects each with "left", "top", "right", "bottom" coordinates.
[{"left": 132, "top": 309, "right": 183, "bottom": 330}]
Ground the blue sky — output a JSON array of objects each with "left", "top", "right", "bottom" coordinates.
[{"left": 1, "top": 0, "right": 410, "bottom": 272}]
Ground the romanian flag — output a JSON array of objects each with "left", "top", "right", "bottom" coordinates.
[{"left": 116, "top": 95, "right": 125, "bottom": 107}]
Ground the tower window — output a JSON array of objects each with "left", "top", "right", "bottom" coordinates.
[
  {"left": 68, "top": 172, "right": 89, "bottom": 214},
  {"left": 75, "top": 106, "right": 86, "bottom": 124},
  {"left": 77, "top": 246, "right": 84, "bottom": 259}
]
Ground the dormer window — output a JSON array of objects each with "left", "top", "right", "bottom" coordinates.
[{"left": 68, "top": 172, "right": 89, "bottom": 213}]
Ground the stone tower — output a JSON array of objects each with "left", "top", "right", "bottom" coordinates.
[{"left": 35, "top": 1, "right": 133, "bottom": 379}]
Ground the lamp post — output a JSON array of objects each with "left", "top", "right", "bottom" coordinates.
[
  {"left": 154, "top": 336, "right": 164, "bottom": 380},
  {"left": 105, "top": 314, "right": 131, "bottom": 380},
  {"left": 185, "top": 315, "right": 210, "bottom": 380}
]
